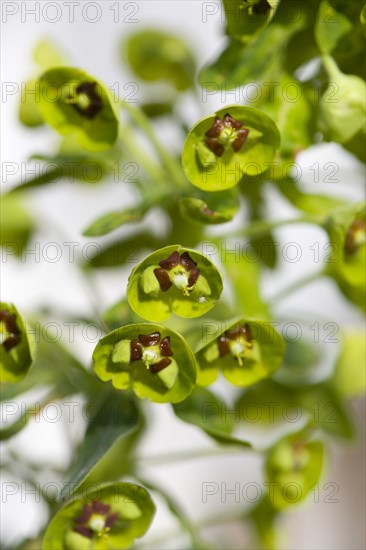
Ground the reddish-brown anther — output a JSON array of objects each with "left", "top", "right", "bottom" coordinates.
[
  {"left": 130, "top": 340, "right": 143, "bottom": 361},
  {"left": 159, "top": 336, "right": 173, "bottom": 356},
  {"left": 218, "top": 324, "right": 253, "bottom": 358},
  {"left": 159, "top": 251, "right": 180, "bottom": 270},
  {"left": 150, "top": 357, "right": 172, "bottom": 373},
  {"left": 153, "top": 268, "right": 172, "bottom": 291},
  {"left": 139, "top": 332, "right": 160, "bottom": 347}
]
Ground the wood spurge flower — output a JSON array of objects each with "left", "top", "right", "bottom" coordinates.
[
  {"left": 93, "top": 323, "right": 197, "bottom": 403},
  {"left": 127, "top": 246, "right": 223, "bottom": 321}
]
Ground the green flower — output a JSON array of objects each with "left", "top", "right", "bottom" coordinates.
[
  {"left": 38, "top": 67, "right": 119, "bottom": 151},
  {"left": 42, "top": 483, "right": 155, "bottom": 549},
  {"left": 127, "top": 246, "right": 223, "bottom": 321},
  {"left": 265, "top": 434, "right": 324, "bottom": 509},
  {"left": 324, "top": 202, "right": 366, "bottom": 312},
  {"left": 195, "top": 317, "right": 285, "bottom": 387},
  {"left": 0, "top": 303, "right": 35, "bottom": 384},
  {"left": 182, "top": 106, "right": 280, "bottom": 191},
  {"left": 93, "top": 324, "right": 197, "bottom": 403},
  {"left": 124, "top": 30, "right": 196, "bottom": 91},
  {"left": 223, "top": 0, "right": 279, "bottom": 41}
]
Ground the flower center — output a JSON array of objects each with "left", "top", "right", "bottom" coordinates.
[
  {"left": 345, "top": 218, "right": 366, "bottom": 255},
  {"left": 172, "top": 270, "right": 190, "bottom": 294},
  {"left": 217, "top": 324, "right": 253, "bottom": 366},
  {"left": 88, "top": 514, "right": 106, "bottom": 533},
  {"left": 204, "top": 113, "right": 249, "bottom": 157},
  {"left": 142, "top": 347, "right": 160, "bottom": 367},
  {"left": 0, "top": 310, "right": 21, "bottom": 351}
]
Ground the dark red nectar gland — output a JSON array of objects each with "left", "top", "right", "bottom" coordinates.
[
  {"left": 130, "top": 332, "right": 173, "bottom": 373},
  {"left": 70, "top": 81, "right": 103, "bottom": 119},
  {"left": 245, "top": 0, "right": 272, "bottom": 15},
  {"left": 205, "top": 114, "right": 250, "bottom": 157},
  {"left": 344, "top": 218, "right": 366, "bottom": 255},
  {"left": 0, "top": 310, "right": 22, "bottom": 351},
  {"left": 218, "top": 324, "right": 253, "bottom": 366},
  {"left": 154, "top": 251, "right": 200, "bottom": 296},
  {"left": 73, "top": 500, "right": 119, "bottom": 538}
]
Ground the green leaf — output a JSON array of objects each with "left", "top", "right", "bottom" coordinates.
[
  {"left": 276, "top": 178, "right": 347, "bottom": 216},
  {"left": 179, "top": 189, "right": 240, "bottom": 225},
  {"left": 195, "top": 317, "right": 285, "bottom": 387},
  {"left": 248, "top": 496, "right": 279, "bottom": 550},
  {"left": 319, "top": 56, "right": 366, "bottom": 144},
  {"left": 93, "top": 323, "right": 197, "bottom": 404},
  {"left": 0, "top": 303, "right": 35, "bottom": 384},
  {"left": 199, "top": 23, "right": 300, "bottom": 89},
  {"left": 0, "top": 195, "right": 35, "bottom": 256},
  {"left": 84, "top": 233, "right": 158, "bottom": 269},
  {"left": 83, "top": 206, "right": 148, "bottom": 237},
  {"left": 43, "top": 482, "right": 155, "bottom": 549},
  {"left": 315, "top": 0, "right": 353, "bottom": 53},
  {"left": 127, "top": 246, "right": 223, "bottom": 321},
  {"left": 222, "top": 248, "right": 271, "bottom": 319},
  {"left": 173, "top": 386, "right": 251, "bottom": 447},
  {"left": 265, "top": 432, "right": 324, "bottom": 509},
  {"left": 223, "top": 0, "right": 280, "bottom": 41},
  {"left": 38, "top": 67, "right": 119, "bottom": 151},
  {"left": 254, "top": 74, "right": 315, "bottom": 158},
  {"left": 124, "top": 30, "right": 196, "bottom": 91},
  {"left": 182, "top": 106, "right": 280, "bottom": 191},
  {"left": 333, "top": 331, "right": 366, "bottom": 398},
  {"left": 61, "top": 391, "right": 140, "bottom": 500}
]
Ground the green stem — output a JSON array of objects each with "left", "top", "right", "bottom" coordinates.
[
  {"left": 229, "top": 215, "right": 324, "bottom": 241},
  {"left": 135, "top": 446, "right": 249, "bottom": 465},
  {"left": 122, "top": 102, "right": 187, "bottom": 190},
  {"left": 118, "top": 124, "right": 166, "bottom": 188},
  {"left": 269, "top": 271, "right": 324, "bottom": 305},
  {"left": 137, "top": 476, "right": 204, "bottom": 548}
]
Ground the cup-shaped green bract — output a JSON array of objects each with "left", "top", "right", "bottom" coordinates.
[
  {"left": 265, "top": 435, "right": 324, "bottom": 509},
  {"left": 42, "top": 482, "right": 155, "bottom": 550},
  {"left": 125, "top": 30, "right": 196, "bottom": 91},
  {"left": 93, "top": 323, "right": 197, "bottom": 403},
  {"left": 38, "top": 68, "right": 119, "bottom": 151},
  {"left": 179, "top": 188, "right": 240, "bottom": 225},
  {"left": 0, "top": 302, "right": 35, "bottom": 384},
  {"left": 182, "top": 106, "right": 280, "bottom": 191},
  {"left": 223, "top": 0, "right": 279, "bottom": 41},
  {"left": 127, "top": 246, "right": 223, "bottom": 321},
  {"left": 319, "top": 56, "right": 366, "bottom": 144},
  {"left": 195, "top": 317, "right": 285, "bottom": 387},
  {"left": 324, "top": 202, "right": 366, "bottom": 312}
]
